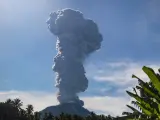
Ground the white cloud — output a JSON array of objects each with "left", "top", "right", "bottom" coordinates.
[
  {"left": 85, "top": 61, "right": 160, "bottom": 104},
  {"left": 86, "top": 61, "right": 160, "bottom": 86},
  {"left": 83, "top": 96, "right": 130, "bottom": 116},
  {"left": 0, "top": 90, "right": 130, "bottom": 116}
]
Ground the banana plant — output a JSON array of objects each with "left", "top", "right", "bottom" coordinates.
[{"left": 123, "top": 66, "right": 160, "bottom": 120}]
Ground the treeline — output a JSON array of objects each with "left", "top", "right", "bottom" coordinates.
[
  {"left": 0, "top": 98, "right": 116, "bottom": 120},
  {"left": 1, "top": 66, "right": 160, "bottom": 120}
]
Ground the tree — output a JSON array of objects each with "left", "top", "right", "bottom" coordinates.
[
  {"left": 5, "top": 98, "right": 13, "bottom": 104},
  {"left": 12, "top": 98, "right": 23, "bottom": 110},
  {"left": 26, "top": 104, "right": 34, "bottom": 120},
  {"left": 34, "top": 112, "right": 41, "bottom": 120},
  {"left": 26, "top": 104, "right": 34, "bottom": 115},
  {"left": 0, "top": 102, "right": 19, "bottom": 120}
]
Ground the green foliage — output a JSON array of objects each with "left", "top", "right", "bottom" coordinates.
[
  {"left": 0, "top": 98, "right": 116, "bottom": 120},
  {"left": 124, "top": 66, "right": 160, "bottom": 120}
]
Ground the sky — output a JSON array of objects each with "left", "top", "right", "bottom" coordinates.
[{"left": 0, "top": 0, "right": 160, "bottom": 116}]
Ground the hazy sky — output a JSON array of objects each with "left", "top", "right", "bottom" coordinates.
[{"left": 0, "top": 0, "right": 160, "bottom": 116}]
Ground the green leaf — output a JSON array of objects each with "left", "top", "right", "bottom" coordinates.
[
  {"left": 126, "top": 91, "right": 153, "bottom": 112},
  {"left": 133, "top": 74, "right": 160, "bottom": 103},
  {"left": 139, "top": 80, "right": 160, "bottom": 103},
  {"left": 136, "top": 102, "right": 152, "bottom": 116},
  {"left": 142, "top": 66, "right": 160, "bottom": 93},
  {"left": 126, "top": 105, "right": 141, "bottom": 114}
]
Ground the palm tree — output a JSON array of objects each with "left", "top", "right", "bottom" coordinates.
[
  {"left": 5, "top": 98, "right": 13, "bottom": 104},
  {"left": 26, "top": 104, "right": 34, "bottom": 120},
  {"left": 12, "top": 98, "right": 23, "bottom": 110},
  {"left": 26, "top": 104, "right": 33, "bottom": 115}
]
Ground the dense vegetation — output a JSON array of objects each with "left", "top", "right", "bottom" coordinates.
[
  {"left": 1, "top": 66, "right": 160, "bottom": 120},
  {"left": 0, "top": 98, "right": 117, "bottom": 120}
]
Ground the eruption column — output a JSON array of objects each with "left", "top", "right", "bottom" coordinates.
[{"left": 46, "top": 8, "right": 103, "bottom": 106}]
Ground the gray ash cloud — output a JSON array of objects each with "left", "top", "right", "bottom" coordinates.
[{"left": 46, "top": 8, "right": 102, "bottom": 106}]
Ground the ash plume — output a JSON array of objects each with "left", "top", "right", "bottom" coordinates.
[{"left": 46, "top": 8, "right": 103, "bottom": 106}]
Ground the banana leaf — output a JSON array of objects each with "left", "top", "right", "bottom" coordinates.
[
  {"left": 126, "top": 105, "right": 141, "bottom": 114},
  {"left": 142, "top": 66, "right": 160, "bottom": 93},
  {"left": 136, "top": 102, "right": 152, "bottom": 116},
  {"left": 133, "top": 74, "right": 160, "bottom": 103},
  {"left": 126, "top": 91, "right": 151, "bottom": 109}
]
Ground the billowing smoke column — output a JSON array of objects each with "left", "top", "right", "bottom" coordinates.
[{"left": 46, "top": 8, "right": 103, "bottom": 106}]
